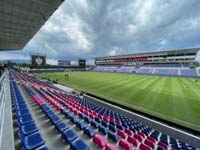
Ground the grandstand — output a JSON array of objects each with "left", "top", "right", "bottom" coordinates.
[
  {"left": 0, "top": 0, "right": 200, "bottom": 150},
  {"left": 7, "top": 70, "right": 200, "bottom": 150},
  {"left": 94, "top": 48, "right": 200, "bottom": 77}
]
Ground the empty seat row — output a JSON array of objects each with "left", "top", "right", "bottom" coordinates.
[
  {"left": 10, "top": 81, "right": 47, "bottom": 150},
  {"left": 35, "top": 84, "right": 196, "bottom": 150},
  {"left": 10, "top": 70, "right": 197, "bottom": 150},
  {"left": 24, "top": 85, "right": 90, "bottom": 150}
]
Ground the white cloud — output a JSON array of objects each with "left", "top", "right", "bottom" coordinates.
[
  {"left": 43, "top": 21, "right": 60, "bottom": 33},
  {"left": 4, "top": 0, "right": 200, "bottom": 61},
  {"left": 63, "top": 16, "right": 92, "bottom": 51},
  {"left": 0, "top": 52, "right": 29, "bottom": 60},
  {"left": 159, "top": 40, "right": 167, "bottom": 45},
  {"left": 135, "top": 0, "right": 155, "bottom": 26},
  {"left": 44, "top": 42, "right": 58, "bottom": 56},
  {"left": 109, "top": 49, "right": 117, "bottom": 56},
  {"left": 108, "top": 47, "right": 121, "bottom": 56}
]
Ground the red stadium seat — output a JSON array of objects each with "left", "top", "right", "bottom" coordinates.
[
  {"left": 147, "top": 136, "right": 156, "bottom": 144},
  {"left": 127, "top": 136, "right": 138, "bottom": 146},
  {"left": 117, "top": 130, "right": 127, "bottom": 139},
  {"left": 134, "top": 133, "right": 143, "bottom": 142},
  {"left": 144, "top": 139, "right": 155, "bottom": 149},
  {"left": 105, "top": 143, "right": 118, "bottom": 150},
  {"left": 140, "top": 143, "right": 152, "bottom": 150},
  {"left": 137, "top": 131, "right": 145, "bottom": 138},
  {"left": 119, "top": 139, "right": 133, "bottom": 150},
  {"left": 93, "top": 134, "right": 108, "bottom": 148},
  {"left": 158, "top": 141, "right": 168, "bottom": 150},
  {"left": 124, "top": 128, "right": 134, "bottom": 136}
]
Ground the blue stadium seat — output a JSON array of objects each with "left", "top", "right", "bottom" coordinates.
[
  {"left": 20, "top": 122, "right": 38, "bottom": 136},
  {"left": 22, "top": 132, "right": 45, "bottom": 150},
  {"left": 108, "top": 131, "right": 120, "bottom": 142},
  {"left": 70, "top": 139, "right": 90, "bottom": 150},
  {"left": 16, "top": 104, "right": 28, "bottom": 111},
  {"left": 84, "top": 127, "right": 96, "bottom": 138},
  {"left": 101, "top": 121, "right": 108, "bottom": 127},
  {"left": 110, "top": 121, "right": 116, "bottom": 126},
  {"left": 109, "top": 124, "right": 117, "bottom": 132},
  {"left": 66, "top": 112, "right": 73, "bottom": 119},
  {"left": 42, "top": 105, "right": 50, "bottom": 112},
  {"left": 91, "top": 120, "right": 99, "bottom": 128},
  {"left": 18, "top": 115, "right": 34, "bottom": 125},
  {"left": 76, "top": 121, "right": 87, "bottom": 130},
  {"left": 84, "top": 116, "right": 91, "bottom": 123},
  {"left": 116, "top": 124, "right": 124, "bottom": 130},
  {"left": 15, "top": 101, "right": 26, "bottom": 106},
  {"left": 61, "top": 109, "right": 69, "bottom": 115},
  {"left": 95, "top": 117, "right": 101, "bottom": 123},
  {"left": 98, "top": 126, "right": 108, "bottom": 135},
  {"left": 46, "top": 111, "right": 56, "bottom": 118},
  {"left": 63, "top": 130, "right": 78, "bottom": 143},
  {"left": 70, "top": 116, "right": 80, "bottom": 124},
  {"left": 17, "top": 109, "right": 30, "bottom": 117},
  {"left": 50, "top": 115, "right": 62, "bottom": 124},
  {"left": 55, "top": 121, "right": 69, "bottom": 133},
  {"left": 79, "top": 113, "right": 84, "bottom": 119}
]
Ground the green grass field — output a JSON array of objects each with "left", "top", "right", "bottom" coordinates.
[{"left": 37, "top": 72, "right": 200, "bottom": 132}]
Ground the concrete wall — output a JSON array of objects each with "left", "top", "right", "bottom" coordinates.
[{"left": 1, "top": 71, "right": 15, "bottom": 150}]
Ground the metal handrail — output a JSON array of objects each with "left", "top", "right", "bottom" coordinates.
[{"left": 0, "top": 70, "right": 7, "bottom": 149}]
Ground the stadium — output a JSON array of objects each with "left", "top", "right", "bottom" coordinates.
[{"left": 0, "top": 0, "right": 200, "bottom": 150}]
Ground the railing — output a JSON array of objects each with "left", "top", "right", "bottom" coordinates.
[{"left": 0, "top": 70, "right": 8, "bottom": 149}]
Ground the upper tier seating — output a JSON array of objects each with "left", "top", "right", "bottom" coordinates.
[
  {"left": 9, "top": 70, "right": 198, "bottom": 150},
  {"left": 94, "top": 66, "right": 117, "bottom": 72}
]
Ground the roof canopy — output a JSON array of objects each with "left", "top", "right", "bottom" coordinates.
[
  {"left": 95, "top": 48, "right": 200, "bottom": 59},
  {"left": 0, "top": 0, "right": 64, "bottom": 50}
]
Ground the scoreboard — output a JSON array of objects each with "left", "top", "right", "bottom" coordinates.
[
  {"left": 79, "top": 59, "right": 86, "bottom": 68},
  {"left": 58, "top": 60, "right": 71, "bottom": 66},
  {"left": 31, "top": 54, "right": 46, "bottom": 67}
]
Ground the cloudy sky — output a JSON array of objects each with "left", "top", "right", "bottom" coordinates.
[{"left": 1, "top": 0, "right": 200, "bottom": 64}]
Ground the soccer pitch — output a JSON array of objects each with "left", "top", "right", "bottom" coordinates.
[{"left": 37, "top": 72, "right": 200, "bottom": 132}]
